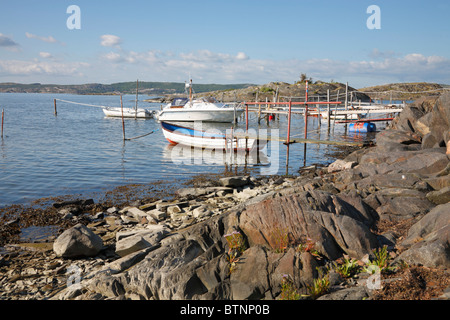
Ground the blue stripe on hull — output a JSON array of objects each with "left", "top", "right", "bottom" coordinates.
[{"left": 161, "top": 122, "right": 225, "bottom": 139}]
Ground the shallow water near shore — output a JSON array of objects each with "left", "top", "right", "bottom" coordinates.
[{"left": 0, "top": 93, "right": 383, "bottom": 208}]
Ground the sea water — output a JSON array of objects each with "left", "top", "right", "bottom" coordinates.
[{"left": 0, "top": 93, "right": 380, "bottom": 208}]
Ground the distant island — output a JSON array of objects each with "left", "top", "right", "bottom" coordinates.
[
  {"left": 0, "top": 80, "right": 447, "bottom": 102},
  {"left": 0, "top": 81, "right": 254, "bottom": 95}
]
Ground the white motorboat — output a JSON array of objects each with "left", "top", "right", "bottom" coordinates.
[
  {"left": 155, "top": 80, "right": 244, "bottom": 123},
  {"left": 103, "top": 107, "right": 154, "bottom": 118},
  {"left": 156, "top": 97, "right": 243, "bottom": 122}
]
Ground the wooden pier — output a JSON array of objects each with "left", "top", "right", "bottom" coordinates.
[{"left": 240, "top": 81, "right": 404, "bottom": 174}]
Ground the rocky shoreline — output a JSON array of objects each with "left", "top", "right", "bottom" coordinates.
[{"left": 1, "top": 93, "right": 449, "bottom": 301}]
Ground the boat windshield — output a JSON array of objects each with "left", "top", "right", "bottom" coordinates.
[
  {"left": 171, "top": 98, "right": 189, "bottom": 107},
  {"left": 204, "top": 97, "right": 218, "bottom": 103}
]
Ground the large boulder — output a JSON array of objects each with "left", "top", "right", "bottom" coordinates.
[
  {"left": 397, "top": 203, "right": 450, "bottom": 269},
  {"left": 238, "top": 190, "right": 379, "bottom": 260},
  {"left": 53, "top": 223, "right": 104, "bottom": 258},
  {"left": 359, "top": 148, "right": 449, "bottom": 175}
]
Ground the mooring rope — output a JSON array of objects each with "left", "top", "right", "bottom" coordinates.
[
  {"left": 124, "top": 128, "right": 159, "bottom": 141},
  {"left": 54, "top": 98, "right": 108, "bottom": 108}
]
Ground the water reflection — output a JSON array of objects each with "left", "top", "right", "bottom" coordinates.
[{"left": 163, "top": 143, "right": 270, "bottom": 168}]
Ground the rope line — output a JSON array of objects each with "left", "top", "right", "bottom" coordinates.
[
  {"left": 54, "top": 98, "right": 108, "bottom": 108},
  {"left": 125, "top": 128, "right": 159, "bottom": 141}
]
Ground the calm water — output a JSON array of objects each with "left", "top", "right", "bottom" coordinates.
[{"left": 0, "top": 93, "right": 380, "bottom": 208}]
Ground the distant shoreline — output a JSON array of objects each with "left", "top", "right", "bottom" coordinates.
[{"left": 1, "top": 81, "right": 447, "bottom": 101}]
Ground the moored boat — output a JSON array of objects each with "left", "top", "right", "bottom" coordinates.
[
  {"left": 155, "top": 80, "right": 244, "bottom": 123},
  {"left": 102, "top": 107, "right": 154, "bottom": 118},
  {"left": 160, "top": 121, "right": 267, "bottom": 151}
]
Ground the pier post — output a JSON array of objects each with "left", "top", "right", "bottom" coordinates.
[
  {"left": 1, "top": 108, "right": 4, "bottom": 138},
  {"left": 304, "top": 81, "right": 309, "bottom": 139},
  {"left": 245, "top": 103, "right": 249, "bottom": 152},
  {"left": 54, "top": 99, "right": 57, "bottom": 116},
  {"left": 327, "top": 89, "right": 331, "bottom": 129},
  {"left": 285, "top": 99, "right": 292, "bottom": 175},
  {"left": 333, "top": 90, "right": 340, "bottom": 132},
  {"left": 304, "top": 81, "right": 309, "bottom": 167},
  {"left": 344, "top": 82, "right": 348, "bottom": 124},
  {"left": 135, "top": 79, "right": 139, "bottom": 119},
  {"left": 317, "top": 95, "right": 321, "bottom": 129},
  {"left": 120, "top": 95, "right": 125, "bottom": 141}
]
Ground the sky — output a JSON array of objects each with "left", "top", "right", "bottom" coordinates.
[{"left": 0, "top": 0, "right": 449, "bottom": 88}]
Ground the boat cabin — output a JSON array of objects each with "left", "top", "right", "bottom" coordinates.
[{"left": 169, "top": 98, "right": 189, "bottom": 109}]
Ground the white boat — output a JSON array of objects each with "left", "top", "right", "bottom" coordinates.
[
  {"left": 320, "top": 111, "right": 364, "bottom": 121},
  {"left": 103, "top": 107, "right": 154, "bottom": 118},
  {"left": 161, "top": 121, "right": 267, "bottom": 151},
  {"left": 103, "top": 80, "right": 154, "bottom": 118},
  {"left": 156, "top": 98, "right": 244, "bottom": 122},
  {"left": 155, "top": 80, "right": 244, "bottom": 123}
]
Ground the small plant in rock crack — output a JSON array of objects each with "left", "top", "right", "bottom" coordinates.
[
  {"left": 271, "top": 227, "right": 290, "bottom": 253},
  {"left": 278, "top": 274, "right": 301, "bottom": 300},
  {"left": 333, "top": 255, "right": 361, "bottom": 278},
  {"left": 224, "top": 231, "right": 247, "bottom": 274},
  {"left": 297, "top": 236, "right": 322, "bottom": 259},
  {"left": 363, "top": 245, "right": 396, "bottom": 274},
  {"left": 307, "top": 268, "right": 330, "bottom": 299}
]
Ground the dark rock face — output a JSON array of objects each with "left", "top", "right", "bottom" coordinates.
[{"left": 239, "top": 190, "right": 379, "bottom": 260}]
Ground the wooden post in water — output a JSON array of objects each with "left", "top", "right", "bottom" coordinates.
[
  {"left": 327, "top": 89, "right": 331, "bottom": 128},
  {"left": 54, "top": 99, "right": 57, "bottom": 116},
  {"left": 344, "top": 82, "right": 348, "bottom": 124},
  {"left": 304, "top": 81, "right": 309, "bottom": 137},
  {"left": 120, "top": 95, "right": 125, "bottom": 141},
  {"left": 304, "top": 81, "right": 309, "bottom": 167},
  {"left": 245, "top": 103, "right": 249, "bottom": 152},
  {"left": 135, "top": 79, "right": 139, "bottom": 119},
  {"left": 285, "top": 99, "right": 292, "bottom": 175},
  {"left": 1, "top": 108, "right": 4, "bottom": 138},
  {"left": 333, "top": 89, "right": 340, "bottom": 132},
  {"left": 317, "top": 95, "right": 321, "bottom": 129}
]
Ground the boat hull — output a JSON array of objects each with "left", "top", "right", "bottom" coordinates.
[
  {"left": 320, "top": 112, "right": 362, "bottom": 121},
  {"left": 161, "top": 121, "right": 266, "bottom": 151},
  {"left": 103, "top": 107, "right": 153, "bottom": 118},
  {"left": 157, "top": 109, "right": 244, "bottom": 123}
]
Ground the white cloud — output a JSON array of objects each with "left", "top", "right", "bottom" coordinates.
[
  {"left": 100, "top": 35, "right": 122, "bottom": 47},
  {"left": 0, "top": 59, "right": 89, "bottom": 76},
  {"left": 94, "top": 47, "right": 449, "bottom": 86},
  {"left": 103, "top": 51, "right": 123, "bottom": 62},
  {"left": 1, "top": 46, "right": 448, "bottom": 87},
  {"left": 39, "top": 52, "right": 53, "bottom": 59},
  {"left": 25, "top": 32, "right": 63, "bottom": 45},
  {"left": 236, "top": 52, "right": 249, "bottom": 60}
]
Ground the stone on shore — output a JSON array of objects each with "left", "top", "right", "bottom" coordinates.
[
  {"left": 328, "top": 159, "right": 357, "bottom": 173},
  {"left": 115, "top": 225, "right": 169, "bottom": 257},
  {"left": 219, "top": 176, "right": 250, "bottom": 188},
  {"left": 426, "top": 186, "right": 450, "bottom": 205},
  {"left": 53, "top": 223, "right": 104, "bottom": 258}
]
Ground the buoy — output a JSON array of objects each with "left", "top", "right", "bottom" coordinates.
[{"left": 349, "top": 122, "right": 376, "bottom": 133}]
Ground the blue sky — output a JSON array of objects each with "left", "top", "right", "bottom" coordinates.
[{"left": 0, "top": 0, "right": 449, "bottom": 87}]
